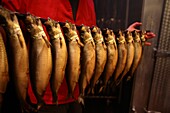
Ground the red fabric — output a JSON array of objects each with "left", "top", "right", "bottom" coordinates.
[
  {"left": 76, "top": 0, "right": 96, "bottom": 26},
  {"left": 1, "top": 0, "right": 96, "bottom": 105}
]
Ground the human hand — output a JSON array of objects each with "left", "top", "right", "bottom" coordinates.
[
  {"left": 144, "top": 31, "right": 156, "bottom": 46},
  {"left": 127, "top": 22, "right": 156, "bottom": 46}
]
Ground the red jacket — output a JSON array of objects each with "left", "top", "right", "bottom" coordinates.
[{"left": 1, "top": 0, "right": 96, "bottom": 104}]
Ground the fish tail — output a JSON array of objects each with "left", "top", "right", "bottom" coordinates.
[
  {"left": 98, "top": 86, "right": 104, "bottom": 93},
  {"left": 115, "top": 79, "right": 122, "bottom": 86},
  {"left": 126, "top": 76, "right": 132, "bottom": 81},
  {"left": 35, "top": 93, "right": 45, "bottom": 110},
  {"left": 52, "top": 94, "right": 58, "bottom": 105},
  {"left": 78, "top": 94, "right": 85, "bottom": 105},
  {"left": 87, "top": 87, "right": 92, "bottom": 95},
  {"left": 115, "top": 75, "right": 123, "bottom": 86},
  {"left": 21, "top": 102, "right": 37, "bottom": 113},
  {"left": 65, "top": 91, "right": 75, "bottom": 101},
  {"left": 126, "top": 71, "right": 134, "bottom": 81},
  {"left": 110, "top": 81, "right": 116, "bottom": 88}
]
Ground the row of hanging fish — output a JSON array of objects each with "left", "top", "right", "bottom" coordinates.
[{"left": 0, "top": 6, "right": 147, "bottom": 112}]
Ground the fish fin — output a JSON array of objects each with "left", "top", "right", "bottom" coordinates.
[
  {"left": 126, "top": 76, "right": 132, "bottom": 81},
  {"left": 37, "top": 104, "right": 43, "bottom": 111},
  {"left": 59, "top": 37, "right": 62, "bottom": 48},
  {"left": 102, "top": 42, "right": 107, "bottom": 49},
  {"left": 52, "top": 92, "right": 58, "bottom": 105},
  {"left": 65, "top": 91, "right": 75, "bottom": 100},
  {"left": 78, "top": 95, "right": 85, "bottom": 106},
  {"left": 115, "top": 79, "right": 122, "bottom": 86},
  {"left": 42, "top": 35, "right": 51, "bottom": 47},
  {"left": 34, "top": 92, "right": 45, "bottom": 110},
  {"left": 11, "top": 13, "right": 19, "bottom": 25},
  {"left": 87, "top": 87, "right": 92, "bottom": 95},
  {"left": 114, "top": 74, "right": 124, "bottom": 86},
  {"left": 102, "top": 86, "right": 107, "bottom": 94},
  {"left": 91, "top": 41, "right": 95, "bottom": 48},
  {"left": 91, "top": 88, "right": 95, "bottom": 95},
  {"left": 113, "top": 42, "right": 117, "bottom": 50},
  {"left": 110, "top": 81, "right": 116, "bottom": 88},
  {"left": 76, "top": 39, "right": 84, "bottom": 47},
  {"left": 21, "top": 102, "right": 37, "bottom": 113},
  {"left": 98, "top": 86, "right": 104, "bottom": 93}
]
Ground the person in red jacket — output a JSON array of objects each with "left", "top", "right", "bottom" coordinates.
[{"left": 0, "top": 0, "right": 155, "bottom": 113}]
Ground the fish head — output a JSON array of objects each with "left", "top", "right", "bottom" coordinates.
[
  {"left": 25, "top": 14, "right": 42, "bottom": 36},
  {"left": 70, "top": 23, "right": 77, "bottom": 32},
  {"left": 0, "top": 7, "right": 18, "bottom": 30},
  {"left": 103, "top": 29, "right": 115, "bottom": 43},
  {"left": 91, "top": 26, "right": 100, "bottom": 33},
  {"left": 140, "top": 30, "right": 146, "bottom": 42},
  {"left": 102, "top": 28, "right": 108, "bottom": 37},
  {"left": 116, "top": 30, "right": 126, "bottom": 44},
  {"left": 110, "top": 30, "right": 115, "bottom": 37},
  {"left": 91, "top": 26, "right": 103, "bottom": 42},
  {"left": 132, "top": 30, "right": 141, "bottom": 42},
  {"left": 91, "top": 26, "right": 100, "bottom": 37},
  {"left": 108, "top": 29, "right": 115, "bottom": 40},
  {"left": 125, "top": 31, "right": 133, "bottom": 43},
  {"left": 25, "top": 14, "right": 35, "bottom": 25},
  {"left": 0, "top": 6, "right": 11, "bottom": 24},
  {"left": 79, "top": 25, "right": 93, "bottom": 43},
  {"left": 102, "top": 28, "right": 109, "bottom": 42},
  {"left": 62, "top": 22, "right": 78, "bottom": 40},
  {"left": 61, "top": 22, "right": 71, "bottom": 34},
  {"left": 0, "top": 7, "right": 20, "bottom": 35},
  {"left": 54, "top": 22, "right": 62, "bottom": 35},
  {"left": 44, "top": 18, "right": 53, "bottom": 31},
  {"left": 79, "top": 25, "right": 85, "bottom": 33},
  {"left": 78, "top": 25, "right": 86, "bottom": 38},
  {"left": 44, "top": 18, "right": 61, "bottom": 36}
]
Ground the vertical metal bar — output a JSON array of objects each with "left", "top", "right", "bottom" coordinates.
[{"left": 147, "top": 0, "right": 170, "bottom": 112}]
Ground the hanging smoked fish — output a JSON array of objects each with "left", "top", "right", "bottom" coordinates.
[
  {"left": 99, "top": 28, "right": 118, "bottom": 92},
  {"left": 116, "top": 31, "right": 135, "bottom": 85},
  {"left": 77, "top": 25, "right": 96, "bottom": 105},
  {"left": 0, "top": 32, "right": 9, "bottom": 111},
  {"left": 127, "top": 30, "right": 142, "bottom": 81},
  {"left": 44, "top": 18, "right": 67, "bottom": 104},
  {"left": 61, "top": 22, "right": 83, "bottom": 99},
  {"left": 140, "top": 30, "right": 147, "bottom": 46},
  {"left": 111, "top": 30, "right": 127, "bottom": 86},
  {"left": 25, "top": 14, "right": 52, "bottom": 110},
  {"left": 87, "top": 26, "right": 107, "bottom": 94},
  {"left": 0, "top": 7, "right": 36, "bottom": 112}
]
